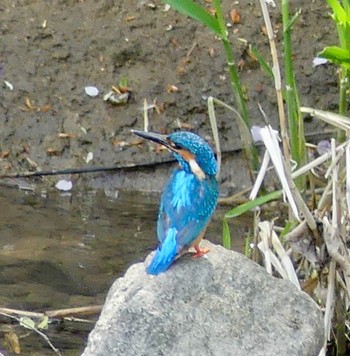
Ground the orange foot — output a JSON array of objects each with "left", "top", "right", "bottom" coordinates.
[{"left": 192, "top": 245, "right": 210, "bottom": 259}]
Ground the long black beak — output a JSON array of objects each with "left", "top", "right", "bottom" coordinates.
[{"left": 131, "top": 130, "right": 172, "bottom": 149}]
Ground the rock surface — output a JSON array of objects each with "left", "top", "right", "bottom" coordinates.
[{"left": 82, "top": 240, "right": 324, "bottom": 356}]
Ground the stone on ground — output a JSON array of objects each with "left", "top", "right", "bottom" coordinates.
[{"left": 82, "top": 240, "right": 324, "bottom": 356}]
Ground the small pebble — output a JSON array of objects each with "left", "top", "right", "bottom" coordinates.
[{"left": 85, "top": 86, "right": 99, "bottom": 97}]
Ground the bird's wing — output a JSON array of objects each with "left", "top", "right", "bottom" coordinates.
[{"left": 157, "top": 168, "right": 218, "bottom": 251}]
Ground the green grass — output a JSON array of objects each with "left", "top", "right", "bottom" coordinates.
[
  {"left": 319, "top": 0, "right": 350, "bottom": 140},
  {"left": 162, "top": 0, "right": 259, "bottom": 171},
  {"left": 159, "top": 2, "right": 350, "bottom": 352},
  {"left": 282, "top": 1, "right": 306, "bottom": 188}
]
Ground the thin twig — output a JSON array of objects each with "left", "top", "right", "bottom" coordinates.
[
  {"left": 143, "top": 98, "right": 149, "bottom": 132},
  {"left": 325, "top": 146, "right": 345, "bottom": 179},
  {"left": 45, "top": 305, "right": 102, "bottom": 318},
  {"left": 0, "top": 305, "right": 102, "bottom": 319},
  {"left": 186, "top": 41, "right": 197, "bottom": 57},
  {"left": 218, "top": 187, "right": 252, "bottom": 205},
  {"left": 0, "top": 307, "right": 45, "bottom": 318},
  {"left": 292, "top": 140, "right": 349, "bottom": 179},
  {"left": 0, "top": 312, "right": 61, "bottom": 356}
]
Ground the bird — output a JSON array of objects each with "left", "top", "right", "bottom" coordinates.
[{"left": 131, "top": 129, "right": 219, "bottom": 275}]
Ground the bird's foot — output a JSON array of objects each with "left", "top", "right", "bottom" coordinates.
[{"left": 192, "top": 245, "right": 210, "bottom": 258}]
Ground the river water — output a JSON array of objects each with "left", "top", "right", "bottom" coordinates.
[{"left": 0, "top": 181, "right": 247, "bottom": 355}]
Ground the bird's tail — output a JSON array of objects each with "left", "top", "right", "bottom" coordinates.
[{"left": 146, "top": 228, "right": 177, "bottom": 275}]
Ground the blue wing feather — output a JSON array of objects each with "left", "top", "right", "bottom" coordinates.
[
  {"left": 147, "top": 168, "right": 218, "bottom": 275},
  {"left": 146, "top": 227, "right": 177, "bottom": 275}
]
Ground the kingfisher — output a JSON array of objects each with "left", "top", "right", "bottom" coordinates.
[{"left": 132, "top": 129, "right": 219, "bottom": 275}]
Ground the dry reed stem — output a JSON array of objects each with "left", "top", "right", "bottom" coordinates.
[
  {"left": 346, "top": 143, "right": 350, "bottom": 212},
  {"left": 257, "top": 221, "right": 300, "bottom": 289},
  {"left": 258, "top": 0, "right": 290, "bottom": 162},
  {"left": 324, "top": 260, "right": 336, "bottom": 346},
  {"left": 301, "top": 107, "right": 350, "bottom": 131},
  {"left": 143, "top": 98, "right": 149, "bottom": 132},
  {"left": 207, "top": 97, "right": 222, "bottom": 178}
]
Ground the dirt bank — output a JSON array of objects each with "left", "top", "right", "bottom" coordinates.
[{"left": 0, "top": 0, "right": 339, "bottom": 191}]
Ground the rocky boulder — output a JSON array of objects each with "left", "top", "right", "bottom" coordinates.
[{"left": 82, "top": 240, "right": 324, "bottom": 356}]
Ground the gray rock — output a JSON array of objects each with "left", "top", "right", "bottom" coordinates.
[{"left": 82, "top": 240, "right": 324, "bottom": 356}]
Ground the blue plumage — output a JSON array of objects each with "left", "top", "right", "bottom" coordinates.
[
  {"left": 146, "top": 227, "right": 177, "bottom": 274},
  {"left": 132, "top": 130, "right": 219, "bottom": 275}
]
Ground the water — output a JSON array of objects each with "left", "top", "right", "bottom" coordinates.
[{"left": 0, "top": 183, "right": 247, "bottom": 355}]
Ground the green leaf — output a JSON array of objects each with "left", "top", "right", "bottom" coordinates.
[
  {"left": 118, "top": 77, "right": 128, "bottom": 89},
  {"left": 326, "top": 0, "right": 348, "bottom": 24},
  {"left": 244, "top": 231, "right": 253, "bottom": 258},
  {"left": 279, "top": 220, "right": 298, "bottom": 240},
  {"left": 37, "top": 316, "right": 49, "bottom": 330},
  {"left": 224, "top": 190, "right": 282, "bottom": 219},
  {"left": 20, "top": 317, "right": 36, "bottom": 330},
  {"left": 222, "top": 219, "right": 231, "bottom": 249},
  {"left": 284, "top": 9, "right": 302, "bottom": 32},
  {"left": 319, "top": 46, "right": 350, "bottom": 66},
  {"left": 249, "top": 45, "right": 274, "bottom": 79},
  {"left": 163, "top": 0, "right": 222, "bottom": 37}
]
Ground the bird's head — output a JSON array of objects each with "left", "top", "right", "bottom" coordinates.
[{"left": 132, "top": 130, "right": 217, "bottom": 180}]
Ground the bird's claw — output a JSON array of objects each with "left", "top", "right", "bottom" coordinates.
[{"left": 192, "top": 245, "right": 210, "bottom": 258}]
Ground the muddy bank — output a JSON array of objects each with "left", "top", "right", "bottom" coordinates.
[{"left": 0, "top": 0, "right": 339, "bottom": 191}]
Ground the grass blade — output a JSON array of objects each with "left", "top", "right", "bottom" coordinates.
[
  {"left": 249, "top": 44, "right": 274, "bottom": 79},
  {"left": 326, "top": 0, "right": 348, "bottom": 23},
  {"left": 224, "top": 190, "right": 281, "bottom": 219},
  {"left": 222, "top": 219, "right": 231, "bottom": 249},
  {"left": 163, "top": 0, "right": 222, "bottom": 37},
  {"left": 319, "top": 46, "right": 350, "bottom": 67}
]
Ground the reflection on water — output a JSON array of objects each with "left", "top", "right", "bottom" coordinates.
[
  {"left": 0, "top": 183, "right": 246, "bottom": 354},
  {"left": 0, "top": 186, "right": 158, "bottom": 309}
]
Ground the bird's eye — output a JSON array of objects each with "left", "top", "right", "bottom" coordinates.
[{"left": 170, "top": 142, "right": 182, "bottom": 150}]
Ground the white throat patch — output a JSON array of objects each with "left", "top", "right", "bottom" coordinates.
[{"left": 189, "top": 159, "right": 205, "bottom": 180}]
